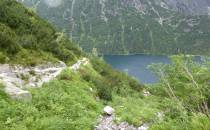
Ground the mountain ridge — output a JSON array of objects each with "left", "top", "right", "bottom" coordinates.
[{"left": 18, "top": 0, "right": 210, "bottom": 55}]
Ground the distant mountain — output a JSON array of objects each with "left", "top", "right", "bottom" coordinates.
[
  {"left": 18, "top": 0, "right": 210, "bottom": 55},
  {"left": 166, "top": 0, "right": 210, "bottom": 15}
]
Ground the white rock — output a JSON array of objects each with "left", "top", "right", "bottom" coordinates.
[
  {"left": 103, "top": 106, "right": 115, "bottom": 115},
  {"left": 0, "top": 61, "right": 68, "bottom": 101},
  {"left": 0, "top": 64, "right": 10, "bottom": 73},
  {"left": 156, "top": 112, "right": 164, "bottom": 122},
  {"left": 70, "top": 57, "right": 89, "bottom": 71},
  {"left": 138, "top": 124, "right": 149, "bottom": 130},
  {"left": 89, "top": 87, "right": 93, "bottom": 92},
  {"left": 4, "top": 84, "right": 32, "bottom": 102},
  {"left": 59, "top": 61, "right": 67, "bottom": 68},
  {"left": 143, "top": 90, "right": 150, "bottom": 97}
]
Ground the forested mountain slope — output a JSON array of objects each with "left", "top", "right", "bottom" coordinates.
[
  {"left": 0, "top": 0, "right": 84, "bottom": 65},
  {"left": 18, "top": 0, "right": 210, "bottom": 55}
]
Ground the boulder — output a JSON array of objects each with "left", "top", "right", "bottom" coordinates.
[
  {"left": 138, "top": 124, "right": 149, "bottom": 130},
  {"left": 103, "top": 106, "right": 115, "bottom": 115},
  {"left": 4, "top": 83, "right": 32, "bottom": 102},
  {"left": 0, "top": 64, "right": 10, "bottom": 73},
  {"left": 58, "top": 61, "right": 67, "bottom": 68},
  {"left": 143, "top": 90, "right": 150, "bottom": 97}
]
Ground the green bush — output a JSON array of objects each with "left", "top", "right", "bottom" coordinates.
[
  {"left": 19, "top": 34, "right": 38, "bottom": 49},
  {"left": 0, "top": 52, "right": 7, "bottom": 63},
  {"left": 0, "top": 23, "right": 21, "bottom": 54},
  {"left": 90, "top": 57, "right": 144, "bottom": 95},
  {"left": 94, "top": 79, "right": 112, "bottom": 101},
  {"left": 10, "top": 49, "right": 58, "bottom": 66},
  {"left": 150, "top": 113, "right": 210, "bottom": 130},
  {"left": 57, "top": 70, "right": 72, "bottom": 81},
  {"left": 79, "top": 66, "right": 113, "bottom": 101},
  {"left": 150, "top": 56, "right": 210, "bottom": 113}
]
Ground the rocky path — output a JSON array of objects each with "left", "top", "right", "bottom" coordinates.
[
  {"left": 70, "top": 57, "right": 89, "bottom": 71},
  {"left": 0, "top": 58, "right": 89, "bottom": 101},
  {"left": 95, "top": 106, "right": 149, "bottom": 130}
]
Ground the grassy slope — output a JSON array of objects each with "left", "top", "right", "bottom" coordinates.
[
  {"left": 0, "top": 63, "right": 163, "bottom": 130},
  {"left": 1, "top": 56, "right": 209, "bottom": 130},
  {"left": 0, "top": 70, "right": 102, "bottom": 130}
]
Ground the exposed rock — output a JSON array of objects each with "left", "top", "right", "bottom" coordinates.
[
  {"left": 0, "top": 64, "right": 10, "bottom": 73},
  {"left": 156, "top": 112, "right": 164, "bottom": 122},
  {"left": 143, "top": 90, "right": 151, "bottom": 97},
  {"left": 138, "top": 124, "right": 149, "bottom": 130},
  {"left": 95, "top": 114, "right": 149, "bottom": 130},
  {"left": 58, "top": 61, "right": 67, "bottom": 68},
  {"left": 95, "top": 105, "right": 151, "bottom": 130},
  {"left": 0, "top": 61, "right": 67, "bottom": 101},
  {"left": 70, "top": 57, "right": 89, "bottom": 71},
  {"left": 3, "top": 82, "right": 32, "bottom": 102},
  {"left": 103, "top": 106, "right": 115, "bottom": 115},
  {"left": 0, "top": 58, "right": 88, "bottom": 101},
  {"left": 95, "top": 115, "right": 115, "bottom": 130}
]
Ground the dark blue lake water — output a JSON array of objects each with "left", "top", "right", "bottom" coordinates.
[{"left": 104, "top": 54, "right": 170, "bottom": 84}]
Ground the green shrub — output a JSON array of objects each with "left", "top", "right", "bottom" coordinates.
[
  {"left": 94, "top": 79, "right": 112, "bottom": 101},
  {"left": 0, "top": 82, "right": 8, "bottom": 101},
  {"left": 57, "top": 70, "right": 72, "bottom": 81},
  {"left": 10, "top": 49, "right": 58, "bottom": 66},
  {"left": 0, "top": 23, "right": 21, "bottom": 54},
  {"left": 90, "top": 57, "right": 144, "bottom": 95},
  {"left": 129, "top": 78, "right": 144, "bottom": 91},
  {"left": 150, "top": 113, "right": 210, "bottom": 130},
  {"left": 19, "top": 34, "right": 38, "bottom": 49},
  {"left": 79, "top": 66, "right": 112, "bottom": 101},
  {"left": 0, "top": 52, "right": 7, "bottom": 63}
]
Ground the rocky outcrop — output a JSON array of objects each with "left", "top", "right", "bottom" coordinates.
[
  {"left": 0, "top": 58, "right": 89, "bottom": 101},
  {"left": 103, "top": 106, "right": 115, "bottom": 115},
  {"left": 70, "top": 57, "right": 89, "bottom": 71},
  {"left": 0, "top": 61, "right": 66, "bottom": 101},
  {"left": 95, "top": 115, "right": 149, "bottom": 130},
  {"left": 95, "top": 106, "right": 149, "bottom": 130},
  {"left": 4, "top": 84, "right": 32, "bottom": 102},
  {"left": 143, "top": 90, "right": 151, "bottom": 97},
  {"left": 165, "top": 0, "right": 210, "bottom": 15}
]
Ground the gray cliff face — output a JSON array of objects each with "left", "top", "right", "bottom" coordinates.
[
  {"left": 165, "top": 0, "right": 210, "bottom": 15},
  {"left": 120, "top": 0, "right": 210, "bottom": 15}
]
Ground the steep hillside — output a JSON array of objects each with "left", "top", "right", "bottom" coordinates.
[
  {"left": 0, "top": 0, "right": 144, "bottom": 102},
  {"left": 18, "top": 0, "right": 210, "bottom": 55},
  {"left": 0, "top": 1, "right": 146, "bottom": 129},
  {"left": 0, "top": 0, "right": 84, "bottom": 65}
]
